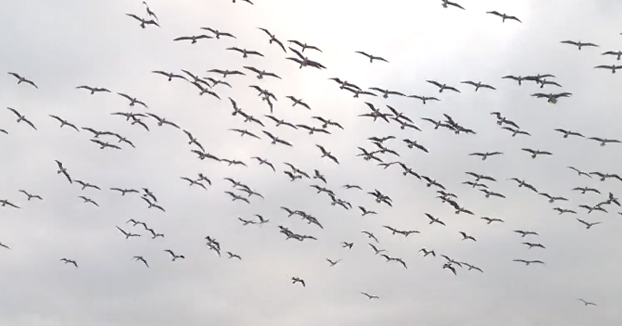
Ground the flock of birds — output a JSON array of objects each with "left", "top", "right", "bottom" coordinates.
[{"left": 2, "top": 0, "right": 620, "bottom": 320}]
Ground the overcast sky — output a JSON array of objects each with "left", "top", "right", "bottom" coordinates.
[{"left": 1, "top": 0, "right": 621, "bottom": 325}]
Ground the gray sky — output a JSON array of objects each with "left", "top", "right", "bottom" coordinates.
[{"left": 1, "top": 0, "right": 621, "bottom": 325}]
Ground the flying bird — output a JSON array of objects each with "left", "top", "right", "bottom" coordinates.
[
  {"left": 441, "top": 0, "right": 465, "bottom": 10},
  {"left": 76, "top": 85, "right": 110, "bottom": 94},
  {"left": 125, "top": 13, "right": 160, "bottom": 28},
  {"left": 8, "top": 72, "right": 38, "bottom": 88},
  {"left": 486, "top": 11, "right": 522, "bottom": 23},
  {"left": 257, "top": 28, "right": 286, "bottom": 52},
  {"left": 55, "top": 160, "right": 72, "bottom": 183},
  {"left": 6, "top": 107, "right": 37, "bottom": 130},
  {"left": 561, "top": 40, "right": 598, "bottom": 50},
  {"left": 355, "top": 51, "right": 388, "bottom": 63},
  {"left": 117, "top": 93, "right": 148, "bottom": 108},
  {"left": 173, "top": 35, "right": 212, "bottom": 44}
]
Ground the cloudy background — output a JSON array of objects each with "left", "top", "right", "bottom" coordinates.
[{"left": 0, "top": 0, "right": 621, "bottom": 325}]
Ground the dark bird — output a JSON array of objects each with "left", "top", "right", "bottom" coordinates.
[
  {"left": 355, "top": 51, "right": 388, "bottom": 63},
  {"left": 226, "top": 47, "right": 264, "bottom": 58},
  {"left": 531, "top": 92, "right": 572, "bottom": 104},
  {"left": 257, "top": 28, "right": 286, "bottom": 52},
  {"left": 427, "top": 80, "right": 461, "bottom": 93},
  {"left": 201, "top": 27, "right": 236, "bottom": 39},
  {"left": 60, "top": 258, "right": 78, "bottom": 268},
  {"left": 578, "top": 299, "right": 597, "bottom": 306},
  {"left": 461, "top": 80, "right": 496, "bottom": 91},
  {"left": 441, "top": 0, "right": 465, "bottom": 10},
  {"left": 55, "top": 160, "right": 72, "bottom": 183},
  {"left": 486, "top": 11, "right": 522, "bottom": 23},
  {"left": 125, "top": 13, "right": 160, "bottom": 28},
  {"left": 133, "top": 256, "right": 149, "bottom": 267},
  {"left": 459, "top": 231, "right": 476, "bottom": 241},
  {"left": 408, "top": 94, "right": 440, "bottom": 104},
  {"left": 291, "top": 277, "right": 305, "bottom": 287},
  {"left": 594, "top": 64, "right": 622, "bottom": 73},
  {"left": 164, "top": 249, "right": 185, "bottom": 261},
  {"left": 117, "top": 93, "right": 148, "bottom": 108},
  {"left": 19, "top": 190, "right": 42, "bottom": 201},
  {"left": 286, "top": 96, "right": 311, "bottom": 110},
  {"left": 576, "top": 218, "right": 601, "bottom": 229},
  {"left": 49, "top": 115, "right": 79, "bottom": 132},
  {"left": 78, "top": 196, "right": 99, "bottom": 207},
  {"left": 76, "top": 85, "right": 110, "bottom": 94},
  {"left": 142, "top": 1, "right": 158, "bottom": 21},
  {"left": 554, "top": 129, "right": 584, "bottom": 138},
  {"left": 316, "top": 145, "right": 339, "bottom": 164},
  {"left": 173, "top": 35, "right": 212, "bottom": 44},
  {"left": 288, "top": 40, "right": 322, "bottom": 52},
  {"left": 561, "top": 40, "right": 599, "bottom": 50},
  {"left": 361, "top": 292, "right": 379, "bottom": 300},
  {"left": 602, "top": 50, "right": 622, "bottom": 60},
  {"left": 262, "top": 130, "right": 292, "bottom": 146},
  {"left": 152, "top": 71, "right": 188, "bottom": 81},
  {"left": 243, "top": 66, "right": 281, "bottom": 79},
  {"left": 6, "top": 107, "right": 37, "bottom": 130},
  {"left": 8, "top": 72, "right": 38, "bottom": 88}
]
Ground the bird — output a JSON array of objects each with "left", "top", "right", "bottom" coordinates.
[
  {"left": 133, "top": 256, "right": 149, "bottom": 267},
  {"left": 8, "top": 72, "right": 38, "bottom": 88},
  {"left": 326, "top": 258, "right": 341, "bottom": 266},
  {"left": 576, "top": 218, "right": 601, "bottom": 229},
  {"left": 602, "top": 50, "right": 622, "bottom": 60},
  {"left": 461, "top": 80, "right": 496, "bottom": 91},
  {"left": 441, "top": 0, "right": 465, "bottom": 10},
  {"left": 531, "top": 92, "right": 572, "bottom": 104},
  {"left": 594, "top": 64, "right": 622, "bottom": 73},
  {"left": 555, "top": 129, "right": 584, "bottom": 138},
  {"left": 201, "top": 27, "right": 236, "bottom": 39},
  {"left": 262, "top": 130, "right": 292, "bottom": 146},
  {"left": 19, "top": 190, "right": 42, "bottom": 201},
  {"left": 521, "top": 148, "right": 552, "bottom": 159},
  {"left": 291, "top": 277, "right": 305, "bottom": 287},
  {"left": 60, "top": 258, "right": 78, "bottom": 268},
  {"left": 316, "top": 145, "right": 339, "bottom": 164},
  {"left": 6, "top": 107, "right": 37, "bottom": 130},
  {"left": 164, "top": 250, "right": 185, "bottom": 261},
  {"left": 355, "top": 51, "right": 388, "bottom": 63},
  {"left": 285, "top": 96, "right": 311, "bottom": 110},
  {"left": 425, "top": 213, "right": 446, "bottom": 226},
  {"left": 76, "top": 85, "right": 110, "bottom": 94},
  {"left": 588, "top": 137, "right": 621, "bottom": 146},
  {"left": 578, "top": 299, "right": 597, "bottom": 306},
  {"left": 55, "top": 160, "right": 72, "bottom": 183},
  {"left": 117, "top": 93, "right": 148, "bottom": 108},
  {"left": 173, "top": 35, "right": 212, "bottom": 44},
  {"left": 78, "top": 196, "right": 99, "bottom": 207},
  {"left": 243, "top": 66, "right": 281, "bottom": 79},
  {"left": 257, "top": 28, "right": 286, "bottom": 52},
  {"left": 288, "top": 40, "right": 322, "bottom": 52},
  {"left": 561, "top": 40, "right": 599, "bottom": 50},
  {"left": 361, "top": 292, "right": 379, "bottom": 300},
  {"left": 481, "top": 217, "right": 504, "bottom": 224},
  {"left": 142, "top": 1, "right": 158, "bottom": 21},
  {"left": 125, "top": 13, "right": 160, "bottom": 29},
  {"left": 226, "top": 47, "right": 264, "bottom": 58},
  {"left": 151, "top": 71, "right": 188, "bottom": 81},
  {"left": 427, "top": 80, "right": 461, "bottom": 93},
  {"left": 49, "top": 115, "right": 80, "bottom": 132},
  {"left": 486, "top": 11, "right": 522, "bottom": 23},
  {"left": 146, "top": 113, "right": 180, "bottom": 128}
]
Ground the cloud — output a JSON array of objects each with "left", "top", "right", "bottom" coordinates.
[{"left": 0, "top": 0, "right": 621, "bottom": 325}]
